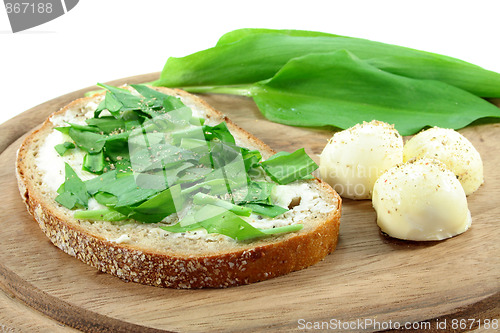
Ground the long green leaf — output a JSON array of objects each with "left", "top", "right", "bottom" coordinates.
[
  {"left": 155, "top": 33, "right": 500, "bottom": 97},
  {"left": 216, "top": 28, "right": 342, "bottom": 46},
  {"left": 249, "top": 50, "right": 500, "bottom": 135},
  {"left": 161, "top": 205, "right": 301, "bottom": 241},
  {"left": 74, "top": 208, "right": 127, "bottom": 222},
  {"left": 241, "top": 203, "right": 288, "bottom": 218},
  {"left": 193, "top": 192, "right": 252, "bottom": 216}
]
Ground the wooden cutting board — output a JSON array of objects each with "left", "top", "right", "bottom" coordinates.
[{"left": 0, "top": 73, "right": 498, "bottom": 333}]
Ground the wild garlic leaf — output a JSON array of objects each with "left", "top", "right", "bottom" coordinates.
[
  {"left": 193, "top": 192, "right": 252, "bottom": 216},
  {"left": 242, "top": 181, "right": 274, "bottom": 204},
  {"left": 162, "top": 205, "right": 300, "bottom": 241},
  {"left": 104, "top": 92, "right": 123, "bottom": 114},
  {"left": 97, "top": 83, "right": 143, "bottom": 113},
  {"left": 251, "top": 50, "right": 500, "bottom": 135},
  {"left": 260, "top": 148, "right": 318, "bottom": 185},
  {"left": 68, "top": 128, "right": 106, "bottom": 153},
  {"left": 54, "top": 142, "right": 75, "bottom": 156},
  {"left": 240, "top": 203, "right": 288, "bottom": 218},
  {"left": 156, "top": 32, "right": 500, "bottom": 97},
  {"left": 163, "top": 205, "right": 264, "bottom": 241},
  {"left": 160, "top": 222, "right": 202, "bottom": 233},
  {"left": 203, "top": 122, "right": 236, "bottom": 144},
  {"left": 82, "top": 151, "right": 105, "bottom": 174},
  {"left": 93, "top": 191, "right": 118, "bottom": 207},
  {"left": 65, "top": 122, "right": 101, "bottom": 133},
  {"left": 74, "top": 208, "right": 127, "bottom": 222},
  {"left": 131, "top": 84, "right": 186, "bottom": 111},
  {"left": 55, "top": 163, "right": 89, "bottom": 209},
  {"left": 98, "top": 173, "right": 158, "bottom": 208},
  {"left": 216, "top": 28, "right": 342, "bottom": 46},
  {"left": 241, "top": 148, "right": 262, "bottom": 171},
  {"left": 259, "top": 224, "right": 303, "bottom": 236},
  {"left": 176, "top": 166, "right": 213, "bottom": 183},
  {"left": 84, "top": 170, "right": 118, "bottom": 195},
  {"left": 86, "top": 117, "right": 126, "bottom": 134},
  {"left": 199, "top": 209, "right": 265, "bottom": 241},
  {"left": 55, "top": 192, "right": 78, "bottom": 209},
  {"left": 131, "top": 185, "right": 183, "bottom": 214}
]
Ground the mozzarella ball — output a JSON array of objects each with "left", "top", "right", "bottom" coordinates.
[
  {"left": 319, "top": 120, "right": 403, "bottom": 199},
  {"left": 372, "top": 158, "right": 471, "bottom": 241},
  {"left": 403, "top": 127, "right": 483, "bottom": 195}
]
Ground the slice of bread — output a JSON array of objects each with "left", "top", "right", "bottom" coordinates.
[{"left": 15, "top": 87, "right": 341, "bottom": 288}]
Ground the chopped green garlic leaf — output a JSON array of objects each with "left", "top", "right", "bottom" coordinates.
[
  {"left": 68, "top": 128, "right": 106, "bottom": 153},
  {"left": 74, "top": 208, "right": 127, "bottom": 222},
  {"left": 54, "top": 142, "right": 75, "bottom": 156},
  {"left": 57, "top": 84, "right": 317, "bottom": 241},
  {"left": 162, "top": 205, "right": 301, "bottom": 241},
  {"left": 193, "top": 192, "right": 252, "bottom": 216},
  {"left": 261, "top": 148, "right": 318, "bottom": 185},
  {"left": 241, "top": 203, "right": 288, "bottom": 218},
  {"left": 55, "top": 163, "right": 89, "bottom": 209},
  {"left": 83, "top": 151, "right": 105, "bottom": 174}
]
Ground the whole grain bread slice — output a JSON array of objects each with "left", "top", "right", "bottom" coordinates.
[{"left": 15, "top": 87, "right": 341, "bottom": 288}]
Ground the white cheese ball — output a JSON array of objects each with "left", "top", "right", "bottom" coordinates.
[
  {"left": 403, "top": 127, "right": 483, "bottom": 195},
  {"left": 319, "top": 120, "right": 403, "bottom": 199},
  {"left": 372, "top": 158, "right": 471, "bottom": 241}
]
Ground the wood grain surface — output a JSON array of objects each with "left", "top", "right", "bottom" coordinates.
[{"left": 0, "top": 73, "right": 499, "bottom": 332}]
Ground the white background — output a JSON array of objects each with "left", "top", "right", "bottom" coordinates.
[{"left": 1, "top": 0, "right": 500, "bottom": 125}]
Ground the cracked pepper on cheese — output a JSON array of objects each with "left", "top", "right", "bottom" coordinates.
[
  {"left": 372, "top": 158, "right": 471, "bottom": 241},
  {"left": 403, "top": 127, "right": 484, "bottom": 195}
]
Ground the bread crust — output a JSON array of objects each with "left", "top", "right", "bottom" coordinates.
[{"left": 15, "top": 87, "right": 341, "bottom": 288}]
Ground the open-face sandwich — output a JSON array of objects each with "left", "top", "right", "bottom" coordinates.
[{"left": 16, "top": 85, "right": 341, "bottom": 288}]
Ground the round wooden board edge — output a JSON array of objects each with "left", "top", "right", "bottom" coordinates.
[
  {"left": 0, "top": 263, "right": 170, "bottom": 333},
  {"left": 0, "top": 73, "right": 498, "bottom": 332}
]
